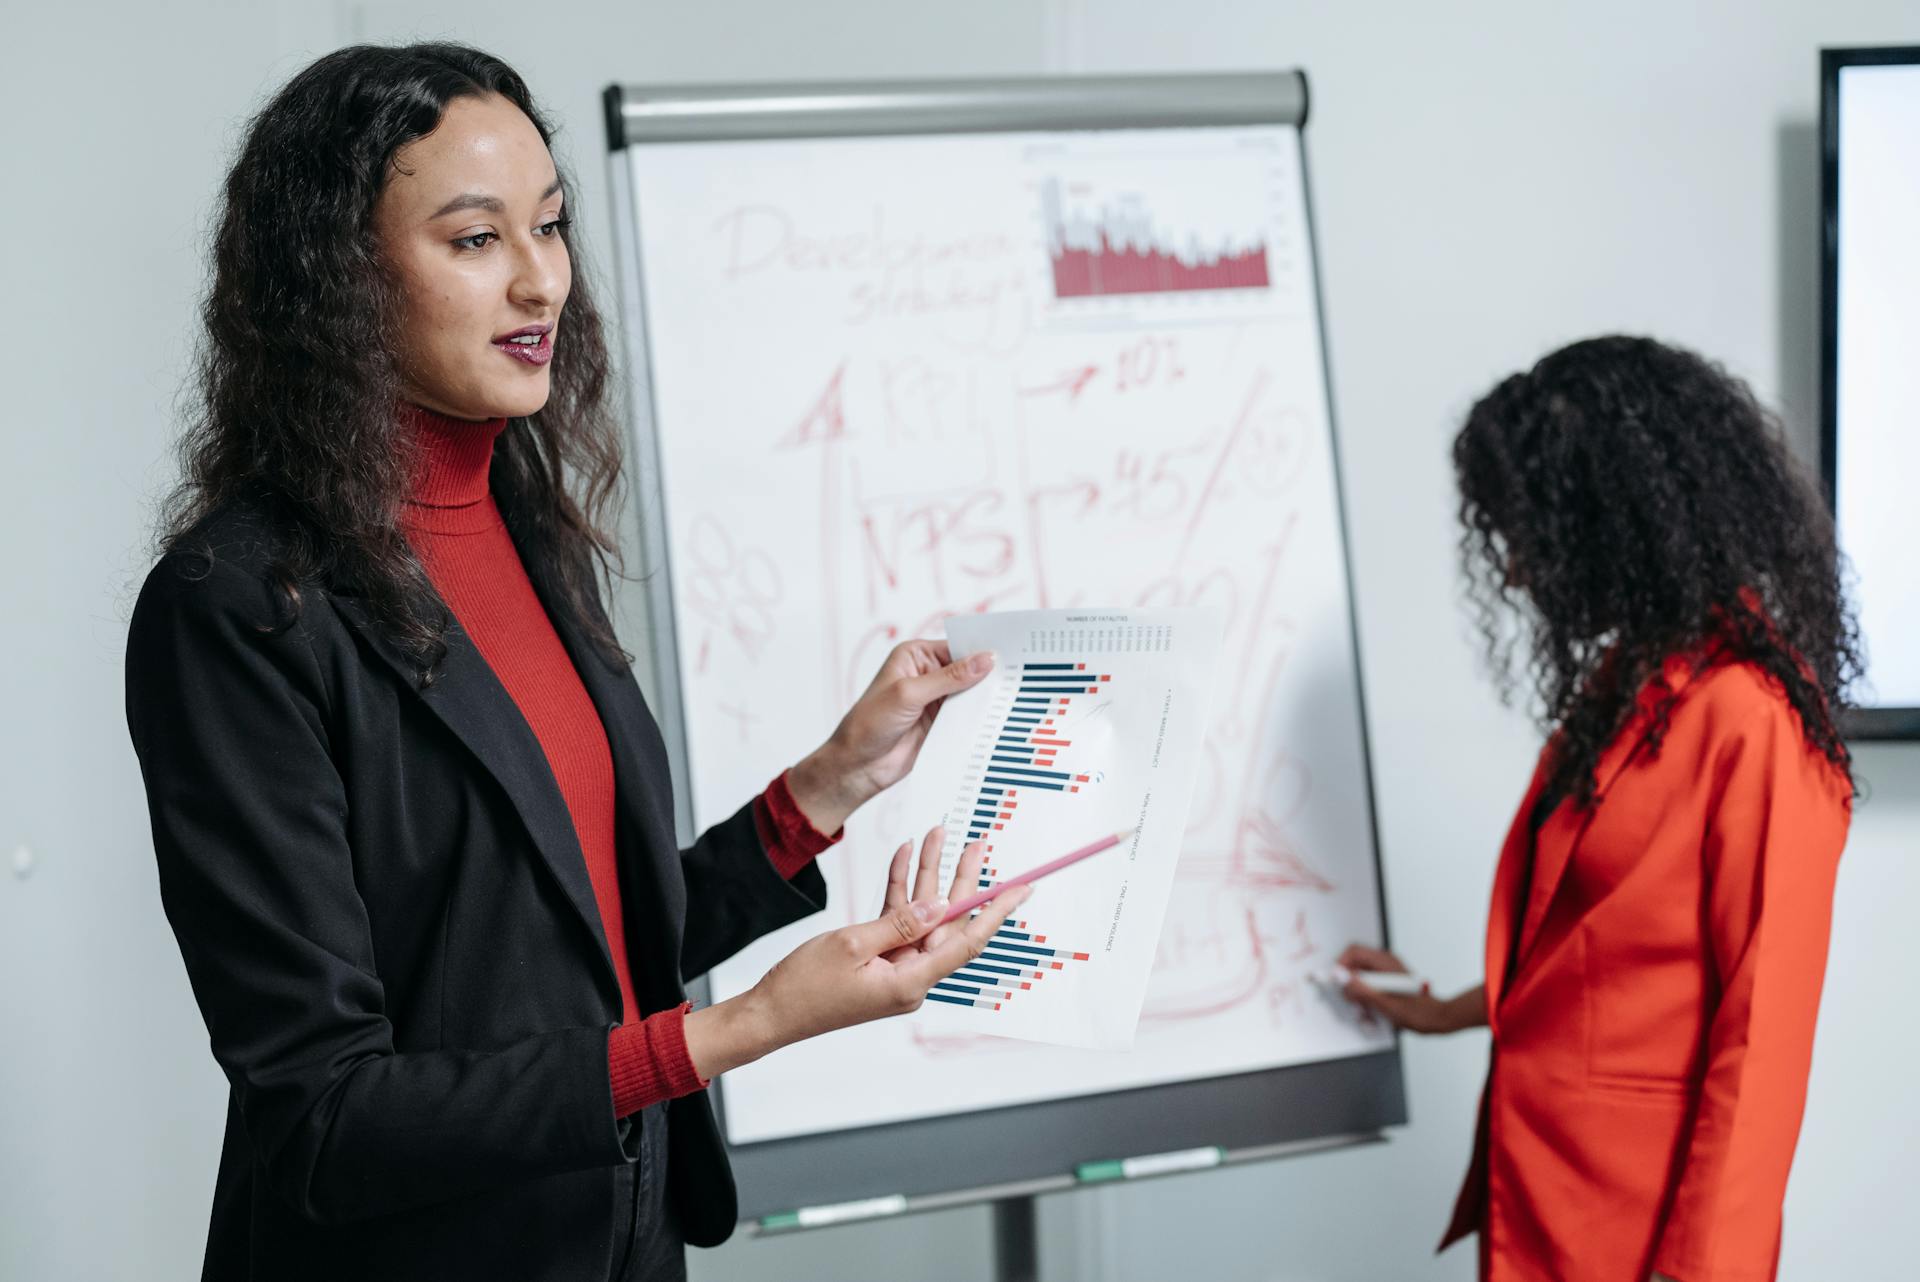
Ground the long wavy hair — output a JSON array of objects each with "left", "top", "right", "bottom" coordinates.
[
  {"left": 161, "top": 42, "right": 626, "bottom": 681},
  {"left": 1453, "top": 335, "right": 1859, "bottom": 815}
]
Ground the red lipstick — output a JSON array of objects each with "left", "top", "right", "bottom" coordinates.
[{"left": 493, "top": 323, "right": 554, "bottom": 367}]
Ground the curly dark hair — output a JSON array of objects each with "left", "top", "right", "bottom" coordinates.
[
  {"left": 1453, "top": 335, "right": 1859, "bottom": 815},
  {"left": 161, "top": 42, "right": 626, "bottom": 681}
]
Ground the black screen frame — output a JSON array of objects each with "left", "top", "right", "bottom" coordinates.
[{"left": 1819, "top": 45, "right": 1920, "bottom": 741}]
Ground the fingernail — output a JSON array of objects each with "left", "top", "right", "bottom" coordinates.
[
  {"left": 914, "top": 899, "right": 945, "bottom": 923},
  {"left": 969, "top": 652, "right": 994, "bottom": 675}
]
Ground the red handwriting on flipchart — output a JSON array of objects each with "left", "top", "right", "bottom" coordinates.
[
  {"left": 709, "top": 203, "right": 1028, "bottom": 349},
  {"left": 681, "top": 515, "right": 784, "bottom": 671},
  {"left": 858, "top": 490, "right": 1018, "bottom": 614}
]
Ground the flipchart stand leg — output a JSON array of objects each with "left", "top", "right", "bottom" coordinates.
[{"left": 992, "top": 1196, "right": 1040, "bottom": 1282}]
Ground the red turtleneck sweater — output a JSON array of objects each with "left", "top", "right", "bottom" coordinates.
[{"left": 399, "top": 403, "right": 837, "bottom": 1118}]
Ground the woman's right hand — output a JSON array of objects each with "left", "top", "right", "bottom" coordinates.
[
  {"left": 1336, "top": 944, "right": 1487, "bottom": 1035},
  {"left": 685, "top": 828, "right": 1031, "bottom": 1078}
]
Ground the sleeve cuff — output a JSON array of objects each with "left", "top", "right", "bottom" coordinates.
[
  {"left": 754, "top": 769, "right": 843, "bottom": 881},
  {"left": 608, "top": 1002, "right": 708, "bottom": 1120}
]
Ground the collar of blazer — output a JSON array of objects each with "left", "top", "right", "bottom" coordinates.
[
  {"left": 1486, "top": 648, "right": 1719, "bottom": 1024},
  {"left": 323, "top": 546, "right": 644, "bottom": 1009}
]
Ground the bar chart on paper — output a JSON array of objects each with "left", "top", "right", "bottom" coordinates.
[
  {"left": 909, "top": 608, "right": 1222, "bottom": 1049},
  {"left": 1042, "top": 175, "right": 1274, "bottom": 299},
  {"left": 1032, "top": 132, "right": 1301, "bottom": 312},
  {"left": 925, "top": 661, "right": 1106, "bottom": 1014}
]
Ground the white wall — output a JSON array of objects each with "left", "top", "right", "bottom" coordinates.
[
  {"left": 0, "top": 4, "right": 350, "bottom": 1277},
  {"left": 1, "top": 4, "right": 1911, "bottom": 1280}
]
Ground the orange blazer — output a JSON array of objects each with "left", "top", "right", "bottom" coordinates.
[{"left": 1442, "top": 655, "right": 1852, "bottom": 1282}]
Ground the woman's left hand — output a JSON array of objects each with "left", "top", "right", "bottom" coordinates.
[
  {"left": 876, "top": 825, "right": 984, "bottom": 961},
  {"left": 787, "top": 641, "right": 995, "bottom": 834}
]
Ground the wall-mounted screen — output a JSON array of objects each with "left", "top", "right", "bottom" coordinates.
[{"left": 1823, "top": 47, "right": 1920, "bottom": 739}]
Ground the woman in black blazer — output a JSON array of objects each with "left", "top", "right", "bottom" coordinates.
[{"left": 125, "top": 43, "right": 1027, "bottom": 1282}]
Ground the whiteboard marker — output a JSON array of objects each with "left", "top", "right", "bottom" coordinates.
[
  {"left": 1076, "top": 1146, "right": 1225, "bottom": 1183},
  {"left": 1320, "top": 965, "right": 1429, "bottom": 996},
  {"left": 760, "top": 1193, "right": 908, "bottom": 1231}
]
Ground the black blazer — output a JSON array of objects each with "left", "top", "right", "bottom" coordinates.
[{"left": 125, "top": 503, "right": 826, "bottom": 1281}]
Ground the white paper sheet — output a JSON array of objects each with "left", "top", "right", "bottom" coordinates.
[{"left": 905, "top": 608, "right": 1222, "bottom": 1048}]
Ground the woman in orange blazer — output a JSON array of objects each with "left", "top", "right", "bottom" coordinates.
[{"left": 1342, "top": 336, "right": 1858, "bottom": 1282}]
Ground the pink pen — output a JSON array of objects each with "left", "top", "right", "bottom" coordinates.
[{"left": 936, "top": 829, "right": 1136, "bottom": 926}]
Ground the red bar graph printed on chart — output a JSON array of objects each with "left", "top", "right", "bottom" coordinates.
[
  {"left": 1042, "top": 176, "right": 1271, "bottom": 300},
  {"left": 927, "top": 661, "right": 1103, "bottom": 1014}
]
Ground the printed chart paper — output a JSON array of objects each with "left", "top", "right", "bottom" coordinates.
[{"left": 908, "top": 608, "right": 1222, "bottom": 1049}]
